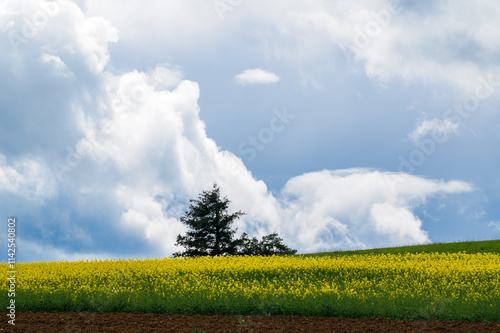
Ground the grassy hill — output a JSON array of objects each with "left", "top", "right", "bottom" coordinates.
[{"left": 301, "top": 239, "right": 500, "bottom": 257}]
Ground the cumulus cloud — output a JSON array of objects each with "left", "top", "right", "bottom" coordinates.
[
  {"left": 278, "top": 169, "right": 472, "bottom": 251},
  {"left": 410, "top": 118, "right": 460, "bottom": 143},
  {"left": 235, "top": 69, "right": 280, "bottom": 85},
  {"left": 371, "top": 203, "right": 427, "bottom": 244},
  {"left": 0, "top": 0, "right": 118, "bottom": 158},
  {"left": 1, "top": 0, "right": 117, "bottom": 71}
]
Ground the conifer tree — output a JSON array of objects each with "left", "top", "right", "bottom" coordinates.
[
  {"left": 173, "top": 183, "right": 297, "bottom": 257},
  {"left": 173, "top": 184, "right": 244, "bottom": 257}
]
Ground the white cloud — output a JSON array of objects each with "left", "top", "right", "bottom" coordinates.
[
  {"left": 1, "top": 0, "right": 117, "bottom": 72},
  {"left": 0, "top": 154, "right": 56, "bottom": 203},
  {"left": 86, "top": 0, "right": 219, "bottom": 52},
  {"left": 283, "top": 0, "right": 500, "bottom": 94},
  {"left": 279, "top": 169, "right": 472, "bottom": 251},
  {"left": 235, "top": 69, "right": 280, "bottom": 85},
  {"left": 40, "top": 53, "right": 74, "bottom": 77},
  {"left": 149, "top": 65, "right": 184, "bottom": 90},
  {"left": 410, "top": 118, "right": 460, "bottom": 143},
  {"left": 371, "top": 203, "right": 428, "bottom": 244},
  {"left": 0, "top": 0, "right": 119, "bottom": 159},
  {"left": 72, "top": 15, "right": 118, "bottom": 73},
  {"left": 19, "top": 238, "right": 117, "bottom": 263},
  {"left": 489, "top": 221, "right": 500, "bottom": 232}
]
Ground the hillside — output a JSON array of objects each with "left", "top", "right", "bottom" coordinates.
[{"left": 302, "top": 239, "right": 500, "bottom": 257}]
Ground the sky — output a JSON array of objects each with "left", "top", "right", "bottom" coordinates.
[{"left": 1, "top": 0, "right": 500, "bottom": 262}]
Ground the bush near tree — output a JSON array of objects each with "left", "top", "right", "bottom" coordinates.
[
  {"left": 237, "top": 232, "right": 297, "bottom": 256},
  {"left": 173, "top": 184, "right": 296, "bottom": 258}
]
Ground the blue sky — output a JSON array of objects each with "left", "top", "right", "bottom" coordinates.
[{"left": 1, "top": 0, "right": 500, "bottom": 262}]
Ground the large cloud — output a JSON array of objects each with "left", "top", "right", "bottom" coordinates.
[
  {"left": 0, "top": 0, "right": 476, "bottom": 261},
  {"left": 0, "top": 0, "right": 117, "bottom": 158},
  {"left": 269, "top": 0, "right": 500, "bottom": 94},
  {"left": 84, "top": 0, "right": 500, "bottom": 94},
  {"left": 278, "top": 169, "right": 472, "bottom": 251}
]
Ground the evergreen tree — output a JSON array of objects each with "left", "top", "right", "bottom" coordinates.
[
  {"left": 173, "top": 183, "right": 297, "bottom": 257},
  {"left": 173, "top": 184, "right": 245, "bottom": 257}
]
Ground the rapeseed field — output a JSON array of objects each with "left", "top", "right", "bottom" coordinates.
[{"left": 1, "top": 252, "right": 499, "bottom": 321}]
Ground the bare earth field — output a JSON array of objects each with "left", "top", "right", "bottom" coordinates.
[{"left": 1, "top": 311, "right": 499, "bottom": 332}]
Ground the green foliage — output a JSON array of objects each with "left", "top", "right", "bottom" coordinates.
[{"left": 237, "top": 232, "right": 297, "bottom": 256}]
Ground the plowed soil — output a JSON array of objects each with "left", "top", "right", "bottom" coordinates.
[{"left": 1, "top": 311, "right": 499, "bottom": 332}]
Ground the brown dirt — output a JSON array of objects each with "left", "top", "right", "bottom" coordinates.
[{"left": 1, "top": 311, "right": 499, "bottom": 332}]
